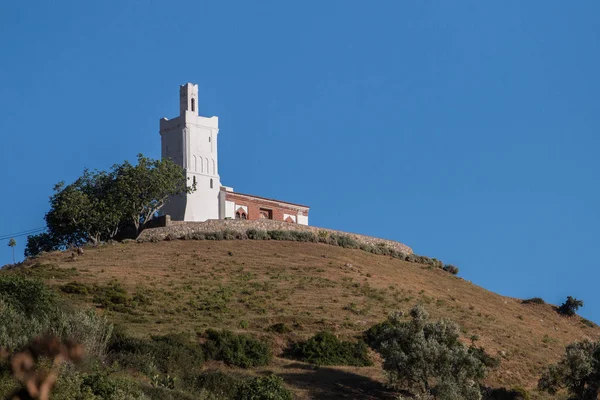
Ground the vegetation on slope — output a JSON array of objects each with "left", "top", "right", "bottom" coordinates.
[{"left": 1, "top": 239, "right": 599, "bottom": 399}]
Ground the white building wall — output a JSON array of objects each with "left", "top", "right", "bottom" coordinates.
[
  {"left": 297, "top": 215, "right": 309, "bottom": 226},
  {"left": 160, "top": 83, "right": 221, "bottom": 222}
]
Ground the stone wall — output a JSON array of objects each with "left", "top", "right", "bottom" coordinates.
[{"left": 137, "top": 219, "right": 413, "bottom": 254}]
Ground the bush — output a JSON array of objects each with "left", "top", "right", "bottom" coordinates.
[
  {"left": 109, "top": 330, "right": 205, "bottom": 380},
  {"left": 443, "top": 264, "right": 459, "bottom": 275},
  {"left": 0, "top": 275, "right": 56, "bottom": 316},
  {"left": 93, "top": 282, "right": 130, "bottom": 312},
  {"left": 367, "top": 306, "right": 486, "bottom": 399},
  {"left": 204, "top": 231, "right": 225, "bottom": 241},
  {"left": 521, "top": 297, "right": 545, "bottom": 305},
  {"left": 246, "top": 229, "right": 269, "bottom": 240},
  {"left": 236, "top": 375, "right": 292, "bottom": 400},
  {"left": 266, "top": 230, "right": 294, "bottom": 241},
  {"left": 485, "top": 387, "right": 530, "bottom": 400},
  {"left": 50, "top": 310, "right": 114, "bottom": 360},
  {"left": 328, "top": 234, "right": 359, "bottom": 249},
  {"left": 538, "top": 340, "right": 600, "bottom": 399},
  {"left": 557, "top": 296, "right": 583, "bottom": 316},
  {"left": 190, "top": 371, "right": 241, "bottom": 399},
  {"left": 285, "top": 331, "right": 372, "bottom": 367},
  {"left": 53, "top": 368, "right": 148, "bottom": 400},
  {"left": 288, "top": 231, "right": 317, "bottom": 242},
  {"left": 203, "top": 329, "right": 271, "bottom": 368},
  {"left": 60, "top": 281, "right": 90, "bottom": 295}
]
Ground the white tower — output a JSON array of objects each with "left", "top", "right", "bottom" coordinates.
[{"left": 160, "top": 83, "right": 221, "bottom": 221}]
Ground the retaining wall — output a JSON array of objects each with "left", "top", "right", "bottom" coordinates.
[{"left": 137, "top": 219, "right": 413, "bottom": 254}]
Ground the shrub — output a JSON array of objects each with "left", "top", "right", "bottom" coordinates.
[
  {"left": 190, "top": 371, "right": 241, "bottom": 399},
  {"left": 538, "top": 340, "right": 600, "bottom": 399},
  {"left": 60, "top": 281, "right": 90, "bottom": 295},
  {"left": 246, "top": 229, "right": 269, "bottom": 240},
  {"left": 328, "top": 234, "right": 358, "bottom": 249},
  {"left": 93, "top": 282, "right": 130, "bottom": 312},
  {"left": 285, "top": 331, "right": 372, "bottom": 367},
  {"left": 443, "top": 264, "right": 459, "bottom": 275},
  {"left": 267, "top": 230, "right": 294, "bottom": 241},
  {"left": 50, "top": 310, "right": 114, "bottom": 360},
  {"left": 367, "top": 305, "right": 486, "bottom": 400},
  {"left": 521, "top": 297, "right": 545, "bottom": 305},
  {"left": 236, "top": 375, "right": 292, "bottom": 400},
  {"left": 204, "top": 231, "right": 225, "bottom": 241},
  {"left": 109, "top": 330, "right": 205, "bottom": 380},
  {"left": 557, "top": 296, "right": 583, "bottom": 316},
  {"left": 266, "top": 323, "right": 291, "bottom": 334},
  {"left": 0, "top": 275, "right": 56, "bottom": 317},
  {"left": 203, "top": 329, "right": 271, "bottom": 368},
  {"left": 288, "top": 231, "right": 317, "bottom": 242},
  {"left": 0, "top": 298, "right": 45, "bottom": 350}
]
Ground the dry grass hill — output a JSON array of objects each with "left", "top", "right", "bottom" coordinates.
[{"left": 4, "top": 238, "right": 598, "bottom": 399}]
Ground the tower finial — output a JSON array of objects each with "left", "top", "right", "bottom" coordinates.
[{"left": 179, "top": 83, "right": 198, "bottom": 116}]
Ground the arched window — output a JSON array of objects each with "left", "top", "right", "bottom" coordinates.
[
  {"left": 191, "top": 98, "right": 195, "bottom": 112},
  {"left": 210, "top": 178, "right": 213, "bottom": 189},
  {"left": 235, "top": 212, "right": 240, "bottom": 219},
  {"left": 193, "top": 176, "right": 196, "bottom": 186},
  {"left": 241, "top": 213, "right": 247, "bottom": 220}
]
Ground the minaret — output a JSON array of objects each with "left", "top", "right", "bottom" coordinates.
[{"left": 159, "top": 83, "right": 221, "bottom": 221}]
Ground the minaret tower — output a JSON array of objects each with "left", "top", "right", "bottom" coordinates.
[{"left": 159, "top": 83, "right": 221, "bottom": 221}]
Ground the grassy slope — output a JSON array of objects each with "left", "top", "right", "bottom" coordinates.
[{"left": 6, "top": 240, "right": 599, "bottom": 399}]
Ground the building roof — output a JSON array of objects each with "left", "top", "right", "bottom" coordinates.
[{"left": 222, "top": 189, "right": 310, "bottom": 209}]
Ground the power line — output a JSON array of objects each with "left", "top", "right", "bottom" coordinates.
[{"left": 0, "top": 227, "right": 46, "bottom": 241}]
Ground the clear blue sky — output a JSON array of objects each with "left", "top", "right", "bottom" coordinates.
[{"left": 1, "top": 1, "right": 599, "bottom": 321}]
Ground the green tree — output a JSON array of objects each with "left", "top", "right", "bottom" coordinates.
[
  {"left": 366, "top": 305, "right": 486, "bottom": 400},
  {"left": 111, "top": 154, "right": 195, "bottom": 236},
  {"left": 538, "top": 340, "right": 600, "bottom": 399},
  {"left": 558, "top": 296, "right": 584, "bottom": 317},
  {"left": 7, "top": 237, "right": 16, "bottom": 264},
  {"left": 26, "top": 154, "right": 192, "bottom": 256}
]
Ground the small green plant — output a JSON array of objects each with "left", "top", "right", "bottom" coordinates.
[
  {"left": 203, "top": 329, "right": 271, "bottom": 368},
  {"left": 285, "top": 331, "right": 372, "bottom": 367},
  {"left": 236, "top": 375, "right": 292, "bottom": 400}
]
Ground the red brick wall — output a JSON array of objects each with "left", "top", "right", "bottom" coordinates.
[{"left": 225, "top": 192, "right": 308, "bottom": 223}]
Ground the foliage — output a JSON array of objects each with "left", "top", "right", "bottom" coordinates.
[
  {"left": 108, "top": 330, "right": 205, "bottom": 380},
  {"left": 236, "top": 375, "right": 292, "bottom": 400},
  {"left": 7, "top": 238, "right": 16, "bottom": 264},
  {"left": 0, "top": 275, "right": 56, "bottom": 317},
  {"left": 443, "top": 264, "right": 459, "bottom": 275},
  {"left": 93, "top": 282, "right": 130, "bottom": 312},
  {"left": 558, "top": 296, "right": 584, "bottom": 317},
  {"left": 484, "top": 387, "right": 530, "bottom": 400},
  {"left": 24, "top": 232, "right": 63, "bottom": 257},
  {"left": 521, "top": 297, "right": 545, "bottom": 305},
  {"left": 26, "top": 154, "right": 191, "bottom": 256},
  {"left": 61, "top": 281, "right": 90, "bottom": 295},
  {"left": 53, "top": 368, "right": 148, "bottom": 400},
  {"left": 285, "top": 331, "right": 372, "bottom": 367},
  {"left": 538, "top": 339, "right": 600, "bottom": 399},
  {"left": 49, "top": 310, "right": 114, "bottom": 360},
  {"left": 367, "top": 305, "right": 486, "bottom": 399},
  {"left": 203, "top": 329, "right": 271, "bottom": 368},
  {"left": 246, "top": 229, "right": 269, "bottom": 240}
]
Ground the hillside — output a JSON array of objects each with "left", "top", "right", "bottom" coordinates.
[{"left": 4, "top": 238, "right": 598, "bottom": 399}]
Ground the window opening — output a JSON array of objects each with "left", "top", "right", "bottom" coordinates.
[
  {"left": 235, "top": 212, "right": 240, "bottom": 219},
  {"left": 191, "top": 98, "right": 195, "bottom": 112},
  {"left": 210, "top": 178, "right": 213, "bottom": 189},
  {"left": 241, "top": 213, "right": 247, "bottom": 220}
]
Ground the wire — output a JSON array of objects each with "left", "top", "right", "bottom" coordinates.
[{"left": 0, "top": 227, "right": 46, "bottom": 241}]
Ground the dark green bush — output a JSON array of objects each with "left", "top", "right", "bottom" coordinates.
[
  {"left": 443, "top": 264, "right": 459, "bottom": 275},
  {"left": 0, "top": 275, "right": 56, "bottom": 316},
  {"left": 204, "top": 231, "right": 225, "bottom": 241},
  {"left": 557, "top": 296, "right": 584, "bottom": 316},
  {"left": 246, "top": 229, "right": 269, "bottom": 240},
  {"left": 60, "top": 281, "right": 89, "bottom": 295},
  {"left": 190, "top": 371, "right": 241, "bottom": 399},
  {"left": 521, "top": 297, "right": 545, "bottom": 305},
  {"left": 203, "top": 329, "right": 271, "bottom": 368},
  {"left": 285, "top": 331, "right": 372, "bottom": 367},
  {"left": 108, "top": 330, "right": 205, "bottom": 380},
  {"left": 236, "top": 375, "right": 292, "bottom": 400}
]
